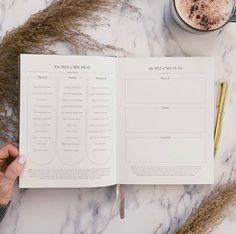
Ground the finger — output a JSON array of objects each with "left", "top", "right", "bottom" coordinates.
[
  {"left": 3, "top": 155, "right": 26, "bottom": 183},
  {"left": 0, "top": 172, "right": 12, "bottom": 205},
  {"left": 0, "top": 142, "right": 19, "bottom": 160},
  {"left": 0, "top": 141, "right": 18, "bottom": 149}
]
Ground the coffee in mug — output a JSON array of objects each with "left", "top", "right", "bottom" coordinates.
[{"left": 170, "top": 0, "right": 236, "bottom": 33}]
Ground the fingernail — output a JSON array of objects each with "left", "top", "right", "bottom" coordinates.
[{"left": 18, "top": 154, "right": 26, "bottom": 165}]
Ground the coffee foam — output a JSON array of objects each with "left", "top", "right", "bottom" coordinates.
[{"left": 175, "top": 0, "right": 234, "bottom": 30}]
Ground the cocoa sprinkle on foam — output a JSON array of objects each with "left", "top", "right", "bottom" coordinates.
[{"left": 176, "top": 0, "right": 232, "bottom": 30}]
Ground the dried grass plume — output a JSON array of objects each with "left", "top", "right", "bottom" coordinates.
[
  {"left": 174, "top": 180, "right": 236, "bottom": 234},
  {"left": 0, "top": 0, "right": 126, "bottom": 142}
]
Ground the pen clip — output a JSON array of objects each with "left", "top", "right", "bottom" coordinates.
[
  {"left": 220, "top": 82, "right": 228, "bottom": 111},
  {"left": 216, "top": 83, "right": 222, "bottom": 108}
]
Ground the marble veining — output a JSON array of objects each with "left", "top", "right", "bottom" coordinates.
[{"left": 1, "top": 0, "right": 236, "bottom": 233}]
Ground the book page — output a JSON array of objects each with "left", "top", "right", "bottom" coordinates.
[
  {"left": 19, "top": 54, "right": 116, "bottom": 188},
  {"left": 116, "top": 57, "right": 214, "bottom": 184}
]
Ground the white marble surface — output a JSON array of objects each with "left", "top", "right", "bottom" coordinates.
[{"left": 1, "top": 0, "right": 236, "bottom": 233}]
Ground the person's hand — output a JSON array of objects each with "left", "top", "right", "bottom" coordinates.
[{"left": 0, "top": 142, "right": 26, "bottom": 205}]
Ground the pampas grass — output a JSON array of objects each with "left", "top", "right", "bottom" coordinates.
[
  {"left": 0, "top": 0, "right": 126, "bottom": 142},
  {"left": 174, "top": 181, "right": 236, "bottom": 234}
]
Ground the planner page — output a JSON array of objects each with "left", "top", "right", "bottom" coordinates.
[
  {"left": 19, "top": 54, "right": 116, "bottom": 188},
  {"left": 116, "top": 57, "right": 214, "bottom": 184}
]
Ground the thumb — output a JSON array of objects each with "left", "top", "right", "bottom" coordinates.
[{"left": 4, "top": 155, "right": 26, "bottom": 183}]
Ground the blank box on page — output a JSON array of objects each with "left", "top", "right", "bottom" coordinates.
[
  {"left": 126, "top": 137, "right": 206, "bottom": 163},
  {"left": 125, "top": 107, "right": 205, "bottom": 133},
  {"left": 125, "top": 78, "right": 206, "bottom": 104}
]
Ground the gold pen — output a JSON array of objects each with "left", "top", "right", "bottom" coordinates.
[{"left": 214, "top": 81, "right": 228, "bottom": 156}]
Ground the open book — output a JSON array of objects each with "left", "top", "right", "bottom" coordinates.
[{"left": 19, "top": 54, "right": 214, "bottom": 188}]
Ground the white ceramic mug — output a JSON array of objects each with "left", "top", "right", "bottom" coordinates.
[{"left": 170, "top": 0, "right": 236, "bottom": 33}]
